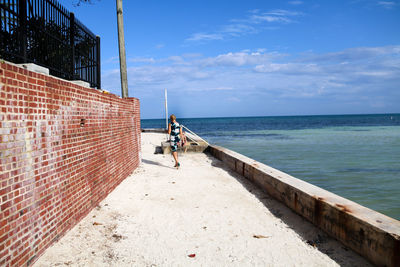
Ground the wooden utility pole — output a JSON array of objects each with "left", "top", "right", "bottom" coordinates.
[{"left": 116, "top": 0, "right": 128, "bottom": 98}]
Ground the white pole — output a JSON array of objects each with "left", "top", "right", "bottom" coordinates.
[{"left": 165, "top": 88, "right": 168, "bottom": 130}]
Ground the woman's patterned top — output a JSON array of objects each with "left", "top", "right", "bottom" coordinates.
[{"left": 170, "top": 122, "right": 181, "bottom": 139}]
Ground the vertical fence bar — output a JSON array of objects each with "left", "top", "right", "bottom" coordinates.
[
  {"left": 96, "top": 35, "right": 100, "bottom": 89},
  {"left": 0, "top": 4, "right": 2, "bottom": 33},
  {"left": 18, "top": 0, "right": 27, "bottom": 62},
  {"left": 69, "top": 12, "right": 75, "bottom": 80}
]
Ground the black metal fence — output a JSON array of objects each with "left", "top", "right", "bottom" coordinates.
[{"left": 0, "top": 0, "right": 100, "bottom": 88}]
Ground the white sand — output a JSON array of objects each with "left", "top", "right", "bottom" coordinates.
[{"left": 34, "top": 132, "right": 372, "bottom": 267}]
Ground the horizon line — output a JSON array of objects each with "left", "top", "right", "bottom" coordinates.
[{"left": 141, "top": 112, "right": 400, "bottom": 120}]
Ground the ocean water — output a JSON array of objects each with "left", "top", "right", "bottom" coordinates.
[{"left": 142, "top": 114, "right": 400, "bottom": 220}]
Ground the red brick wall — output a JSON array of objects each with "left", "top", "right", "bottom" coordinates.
[{"left": 0, "top": 61, "right": 141, "bottom": 266}]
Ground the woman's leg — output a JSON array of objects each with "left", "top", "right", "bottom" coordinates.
[
  {"left": 172, "top": 151, "right": 179, "bottom": 167},
  {"left": 171, "top": 140, "right": 180, "bottom": 168}
]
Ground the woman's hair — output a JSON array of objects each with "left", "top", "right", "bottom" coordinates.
[{"left": 170, "top": 114, "right": 176, "bottom": 121}]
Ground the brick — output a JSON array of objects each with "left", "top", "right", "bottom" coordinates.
[
  {"left": 4, "top": 71, "right": 15, "bottom": 79},
  {"left": 0, "top": 61, "right": 141, "bottom": 266}
]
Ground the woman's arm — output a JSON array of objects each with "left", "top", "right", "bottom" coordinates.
[{"left": 168, "top": 123, "right": 171, "bottom": 135}]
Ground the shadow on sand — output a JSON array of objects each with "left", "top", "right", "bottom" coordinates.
[
  {"left": 141, "top": 158, "right": 175, "bottom": 169},
  {"left": 204, "top": 153, "right": 371, "bottom": 267}
]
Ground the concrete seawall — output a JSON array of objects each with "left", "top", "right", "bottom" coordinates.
[{"left": 207, "top": 145, "right": 400, "bottom": 267}]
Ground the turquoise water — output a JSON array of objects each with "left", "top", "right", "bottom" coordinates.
[{"left": 142, "top": 114, "right": 400, "bottom": 220}]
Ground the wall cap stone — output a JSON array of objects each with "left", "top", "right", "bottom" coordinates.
[
  {"left": 71, "top": 80, "right": 91, "bottom": 88},
  {"left": 17, "top": 63, "right": 49, "bottom": 75}
]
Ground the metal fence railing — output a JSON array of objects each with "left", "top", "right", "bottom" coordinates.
[{"left": 0, "top": 0, "right": 100, "bottom": 88}]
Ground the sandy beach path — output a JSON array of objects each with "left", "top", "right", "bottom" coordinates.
[{"left": 34, "top": 132, "right": 372, "bottom": 267}]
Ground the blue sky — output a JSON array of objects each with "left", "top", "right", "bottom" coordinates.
[{"left": 64, "top": 0, "right": 400, "bottom": 119}]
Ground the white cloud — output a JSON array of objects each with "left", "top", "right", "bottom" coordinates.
[
  {"left": 263, "top": 9, "right": 301, "bottom": 17},
  {"left": 226, "top": 97, "right": 241, "bottom": 102},
  {"left": 129, "top": 57, "right": 156, "bottom": 63},
  {"left": 377, "top": 1, "right": 396, "bottom": 9},
  {"left": 302, "top": 46, "right": 400, "bottom": 62},
  {"left": 103, "top": 56, "right": 118, "bottom": 64},
  {"left": 182, "top": 53, "right": 203, "bottom": 58},
  {"left": 102, "top": 46, "right": 400, "bottom": 113},
  {"left": 221, "top": 24, "right": 258, "bottom": 36},
  {"left": 186, "top": 9, "right": 301, "bottom": 43},
  {"left": 198, "top": 51, "right": 285, "bottom": 67},
  {"left": 167, "top": 56, "right": 185, "bottom": 64},
  {"left": 186, "top": 33, "right": 223, "bottom": 42},
  {"left": 289, "top": 1, "right": 303, "bottom": 5},
  {"left": 188, "top": 86, "right": 233, "bottom": 92},
  {"left": 370, "top": 100, "right": 386, "bottom": 108},
  {"left": 249, "top": 9, "right": 301, "bottom": 24},
  {"left": 249, "top": 9, "right": 261, "bottom": 14},
  {"left": 251, "top": 14, "right": 291, "bottom": 23},
  {"left": 254, "top": 63, "right": 320, "bottom": 74},
  {"left": 213, "top": 87, "right": 233, "bottom": 91}
]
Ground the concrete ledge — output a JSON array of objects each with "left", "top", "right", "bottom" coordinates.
[
  {"left": 17, "top": 63, "right": 49, "bottom": 75},
  {"left": 161, "top": 141, "right": 208, "bottom": 154},
  {"left": 71, "top": 80, "right": 90, "bottom": 88},
  {"left": 8, "top": 61, "right": 94, "bottom": 89},
  {"left": 207, "top": 145, "right": 400, "bottom": 267}
]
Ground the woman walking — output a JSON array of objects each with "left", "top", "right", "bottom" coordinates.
[{"left": 168, "top": 114, "right": 183, "bottom": 168}]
